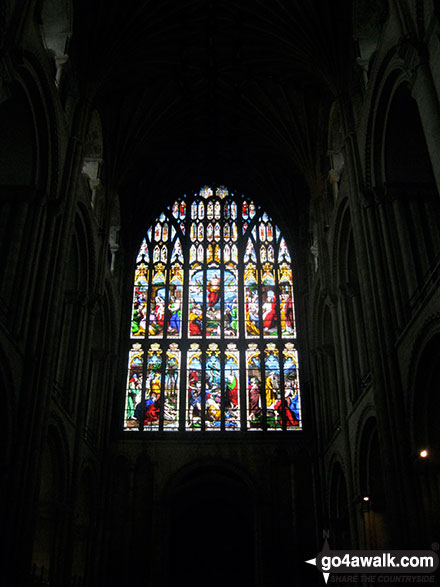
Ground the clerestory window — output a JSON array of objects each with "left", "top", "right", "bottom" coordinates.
[{"left": 124, "top": 186, "right": 302, "bottom": 432}]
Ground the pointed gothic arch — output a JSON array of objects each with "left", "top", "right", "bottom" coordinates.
[{"left": 123, "top": 185, "right": 302, "bottom": 433}]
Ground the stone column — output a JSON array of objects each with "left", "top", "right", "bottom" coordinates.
[{"left": 410, "top": 59, "right": 440, "bottom": 190}]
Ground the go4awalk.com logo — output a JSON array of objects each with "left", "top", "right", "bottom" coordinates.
[{"left": 306, "top": 534, "right": 439, "bottom": 584}]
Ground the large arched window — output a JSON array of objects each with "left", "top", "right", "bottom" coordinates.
[{"left": 124, "top": 186, "right": 302, "bottom": 432}]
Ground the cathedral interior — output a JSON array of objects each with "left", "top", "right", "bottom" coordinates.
[{"left": 1, "top": 1, "right": 440, "bottom": 586}]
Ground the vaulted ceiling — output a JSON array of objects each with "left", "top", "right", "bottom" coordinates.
[{"left": 72, "top": 0, "right": 354, "bottom": 228}]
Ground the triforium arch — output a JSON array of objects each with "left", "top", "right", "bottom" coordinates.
[
  {"left": 383, "top": 82, "right": 440, "bottom": 295},
  {"left": 124, "top": 185, "right": 302, "bottom": 433},
  {"left": 335, "top": 204, "right": 369, "bottom": 402},
  {"left": 409, "top": 329, "right": 440, "bottom": 544},
  {"left": 103, "top": 455, "right": 131, "bottom": 586},
  {"left": 70, "top": 466, "right": 95, "bottom": 585},
  {"left": 85, "top": 287, "right": 117, "bottom": 443},
  {"left": 370, "top": 68, "right": 440, "bottom": 317},
  {"left": 162, "top": 459, "right": 258, "bottom": 587},
  {"left": 0, "top": 80, "right": 38, "bottom": 314},
  {"left": 55, "top": 206, "right": 98, "bottom": 412},
  {"left": 328, "top": 459, "right": 351, "bottom": 549},
  {"left": 357, "top": 415, "right": 389, "bottom": 549},
  {"left": 31, "top": 422, "right": 70, "bottom": 584},
  {"left": 0, "top": 350, "right": 16, "bottom": 515},
  {"left": 309, "top": 288, "right": 339, "bottom": 446}
]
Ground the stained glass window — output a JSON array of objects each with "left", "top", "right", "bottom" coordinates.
[{"left": 124, "top": 186, "right": 302, "bottom": 432}]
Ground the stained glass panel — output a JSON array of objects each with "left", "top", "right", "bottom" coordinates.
[
  {"left": 201, "top": 186, "right": 213, "bottom": 199},
  {"left": 283, "top": 343, "right": 301, "bottom": 427},
  {"left": 246, "top": 345, "right": 263, "bottom": 430},
  {"left": 144, "top": 344, "right": 162, "bottom": 430},
  {"left": 225, "top": 344, "right": 240, "bottom": 429},
  {"left": 205, "top": 344, "right": 222, "bottom": 429},
  {"left": 136, "top": 238, "right": 149, "bottom": 263},
  {"left": 171, "top": 238, "right": 183, "bottom": 263},
  {"left": 278, "top": 237, "right": 291, "bottom": 262},
  {"left": 188, "top": 268, "right": 203, "bottom": 338},
  {"left": 216, "top": 186, "right": 228, "bottom": 199},
  {"left": 206, "top": 268, "right": 221, "bottom": 337},
  {"left": 167, "top": 264, "right": 183, "bottom": 338},
  {"left": 244, "top": 263, "right": 260, "bottom": 337},
  {"left": 279, "top": 263, "right": 295, "bottom": 337},
  {"left": 264, "top": 344, "right": 282, "bottom": 430},
  {"left": 124, "top": 344, "right": 144, "bottom": 430},
  {"left": 261, "top": 264, "right": 277, "bottom": 337},
  {"left": 244, "top": 239, "right": 256, "bottom": 263},
  {"left": 149, "top": 266, "right": 166, "bottom": 338},
  {"left": 224, "top": 268, "right": 238, "bottom": 338},
  {"left": 186, "top": 344, "right": 202, "bottom": 430},
  {"left": 131, "top": 263, "right": 148, "bottom": 338},
  {"left": 164, "top": 344, "right": 180, "bottom": 429}
]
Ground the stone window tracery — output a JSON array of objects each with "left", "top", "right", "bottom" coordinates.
[{"left": 124, "top": 186, "right": 302, "bottom": 432}]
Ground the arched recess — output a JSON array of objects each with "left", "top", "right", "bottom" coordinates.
[
  {"left": 0, "top": 61, "right": 60, "bottom": 339},
  {"left": 71, "top": 467, "right": 94, "bottom": 585},
  {"left": 0, "top": 83, "right": 37, "bottom": 308},
  {"left": 31, "top": 424, "right": 68, "bottom": 583},
  {"left": 163, "top": 462, "right": 257, "bottom": 587},
  {"left": 0, "top": 352, "right": 15, "bottom": 521},
  {"left": 411, "top": 333, "right": 440, "bottom": 543},
  {"left": 376, "top": 80, "right": 440, "bottom": 309},
  {"left": 336, "top": 207, "right": 369, "bottom": 402},
  {"left": 103, "top": 455, "right": 131, "bottom": 587},
  {"left": 0, "top": 84, "right": 36, "bottom": 187},
  {"left": 85, "top": 288, "right": 115, "bottom": 445},
  {"left": 329, "top": 461, "right": 351, "bottom": 548},
  {"left": 358, "top": 417, "right": 389, "bottom": 548},
  {"left": 322, "top": 304, "right": 340, "bottom": 434},
  {"left": 126, "top": 454, "right": 154, "bottom": 585},
  {"left": 312, "top": 298, "right": 340, "bottom": 443},
  {"left": 55, "top": 209, "right": 96, "bottom": 413}
]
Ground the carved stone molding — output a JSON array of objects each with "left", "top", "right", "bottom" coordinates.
[{"left": 339, "top": 281, "right": 360, "bottom": 298}]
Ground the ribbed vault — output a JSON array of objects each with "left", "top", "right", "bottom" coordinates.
[{"left": 71, "top": 0, "right": 354, "bottom": 233}]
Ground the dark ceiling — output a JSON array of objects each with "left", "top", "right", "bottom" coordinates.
[{"left": 72, "top": 0, "right": 354, "bottom": 230}]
